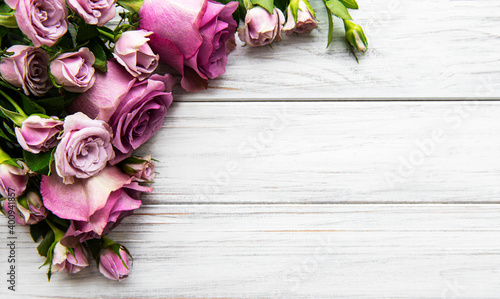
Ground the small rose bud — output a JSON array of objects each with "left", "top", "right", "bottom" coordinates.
[
  {"left": 3, "top": 191, "right": 48, "bottom": 225},
  {"left": 121, "top": 155, "right": 156, "bottom": 182},
  {"left": 238, "top": 6, "right": 285, "bottom": 47},
  {"left": 0, "top": 160, "right": 29, "bottom": 199},
  {"left": 114, "top": 30, "right": 159, "bottom": 81},
  {"left": 344, "top": 20, "right": 368, "bottom": 54},
  {"left": 15, "top": 115, "right": 63, "bottom": 154},
  {"left": 283, "top": 0, "right": 318, "bottom": 35},
  {"left": 51, "top": 242, "right": 89, "bottom": 274},
  {"left": 99, "top": 247, "right": 131, "bottom": 281},
  {"left": 50, "top": 47, "right": 96, "bottom": 93}
]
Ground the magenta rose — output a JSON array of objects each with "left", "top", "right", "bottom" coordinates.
[
  {"left": 114, "top": 30, "right": 159, "bottom": 81},
  {"left": 7, "top": 0, "right": 68, "bottom": 47},
  {"left": 238, "top": 6, "right": 285, "bottom": 47},
  {"left": 50, "top": 47, "right": 96, "bottom": 93},
  {"left": 68, "top": 0, "right": 116, "bottom": 26},
  {"left": 0, "top": 45, "right": 52, "bottom": 96},
  {"left": 138, "top": 0, "right": 238, "bottom": 92},
  {"left": 54, "top": 112, "right": 115, "bottom": 184},
  {"left": 3, "top": 191, "right": 48, "bottom": 225},
  {"left": 99, "top": 248, "right": 131, "bottom": 281},
  {"left": 51, "top": 242, "right": 89, "bottom": 274},
  {"left": 0, "top": 160, "right": 29, "bottom": 199},
  {"left": 15, "top": 115, "right": 63, "bottom": 154},
  {"left": 69, "top": 60, "right": 174, "bottom": 164}
]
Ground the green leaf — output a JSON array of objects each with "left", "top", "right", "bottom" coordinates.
[
  {"left": 326, "top": 7, "right": 334, "bottom": 47},
  {"left": 3, "top": 120, "right": 16, "bottom": 136},
  {"left": 37, "top": 230, "right": 55, "bottom": 257},
  {"left": 0, "top": 127, "right": 12, "bottom": 141},
  {"left": 339, "top": 0, "right": 358, "bottom": 9},
  {"left": 76, "top": 21, "right": 99, "bottom": 44},
  {"left": 23, "top": 149, "right": 53, "bottom": 175},
  {"left": 324, "top": 0, "right": 352, "bottom": 20},
  {"left": 117, "top": 0, "right": 144, "bottom": 13},
  {"left": 86, "top": 238, "right": 103, "bottom": 262},
  {"left": 274, "top": 0, "right": 289, "bottom": 12},
  {"left": 251, "top": 0, "right": 274, "bottom": 14},
  {"left": 0, "top": 11, "right": 17, "bottom": 28},
  {"left": 88, "top": 39, "right": 108, "bottom": 72},
  {"left": 20, "top": 95, "right": 46, "bottom": 115},
  {"left": 30, "top": 221, "right": 50, "bottom": 243}
]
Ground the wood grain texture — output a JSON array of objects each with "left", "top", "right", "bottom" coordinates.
[
  {"left": 1, "top": 205, "right": 499, "bottom": 298},
  {"left": 139, "top": 101, "right": 500, "bottom": 204}
]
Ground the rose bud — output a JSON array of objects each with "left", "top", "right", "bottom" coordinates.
[
  {"left": 68, "top": 0, "right": 116, "bottom": 26},
  {"left": 2, "top": 191, "right": 48, "bottom": 225},
  {"left": 121, "top": 155, "right": 156, "bottom": 182},
  {"left": 283, "top": 0, "right": 318, "bottom": 35},
  {"left": 0, "top": 45, "right": 52, "bottom": 96},
  {"left": 99, "top": 247, "right": 131, "bottom": 281},
  {"left": 8, "top": 0, "right": 68, "bottom": 47},
  {"left": 344, "top": 20, "right": 368, "bottom": 54},
  {"left": 54, "top": 112, "right": 115, "bottom": 184},
  {"left": 51, "top": 242, "right": 89, "bottom": 274},
  {"left": 50, "top": 48, "right": 96, "bottom": 93},
  {"left": 114, "top": 30, "right": 159, "bottom": 81},
  {"left": 0, "top": 159, "right": 29, "bottom": 199},
  {"left": 238, "top": 6, "right": 285, "bottom": 47},
  {"left": 15, "top": 115, "right": 63, "bottom": 154}
]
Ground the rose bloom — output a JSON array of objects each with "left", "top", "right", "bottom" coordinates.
[
  {"left": 51, "top": 242, "right": 89, "bottom": 274},
  {"left": 114, "top": 30, "right": 159, "bottom": 81},
  {"left": 138, "top": 0, "right": 238, "bottom": 92},
  {"left": 6, "top": 0, "right": 68, "bottom": 47},
  {"left": 15, "top": 115, "right": 63, "bottom": 154},
  {"left": 50, "top": 47, "right": 96, "bottom": 93},
  {"left": 0, "top": 160, "right": 29, "bottom": 199},
  {"left": 54, "top": 112, "right": 115, "bottom": 184},
  {"left": 283, "top": 0, "right": 318, "bottom": 35},
  {"left": 238, "top": 6, "right": 285, "bottom": 47},
  {"left": 68, "top": 0, "right": 116, "bottom": 26},
  {"left": 69, "top": 60, "right": 174, "bottom": 164},
  {"left": 0, "top": 45, "right": 52, "bottom": 96},
  {"left": 2, "top": 191, "right": 48, "bottom": 225},
  {"left": 122, "top": 155, "right": 156, "bottom": 182},
  {"left": 99, "top": 248, "right": 131, "bottom": 281}
]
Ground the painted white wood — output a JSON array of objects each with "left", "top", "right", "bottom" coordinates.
[
  {"left": 1, "top": 205, "right": 499, "bottom": 298},
  {"left": 138, "top": 101, "right": 500, "bottom": 204}
]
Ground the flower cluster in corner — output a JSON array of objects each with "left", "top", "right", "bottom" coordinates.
[{"left": 0, "top": 0, "right": 368, "bottom": 281}]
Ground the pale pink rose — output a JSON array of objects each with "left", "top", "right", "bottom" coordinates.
[
  {"left": 114, "top": 30, "right": 159, "bottom": 81},
  {"left": 0, "top": 160, "right": 29, "bottom": 199},
  {"left": 51, "top": 242, "right": 89, "bottom": 274},
  {"left": 99, "top": 248, "right": 131, "bottom": 281},
  {"left": 68, "top": 0, "right": 116, "bottom": 26},
  {"left": 50, "top": 48, "right": 96, "bottom": 93},
  {"left": 238, "top": 6, "right": 285, "bottom": 47},
  {"left": 122, "top": 155, "right": 156, "bottom": 182},
  {"left": 2, "top": 191, "right": 48, "bottom": 225},
  {"left": 15, "top": 115, "right": 63, "bottom": 154},
  {"left": 283, "top": 0, "right": 318, "bottom": 35}
]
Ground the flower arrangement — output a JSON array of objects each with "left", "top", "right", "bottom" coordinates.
[{"left": 0, "top": 0, "right": 367, "bottom": 281}]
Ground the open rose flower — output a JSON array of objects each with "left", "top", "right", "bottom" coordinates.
[
  {"left": 51, "top": 242, "right": 89, "bottom": 274},
  {"left": 283, "top": 0, "right": 318, "bottom": 35},
  {"left": 54, "top": 112, "right": 115, "bottom": 184},
  {"left": 114, "top": 30, "right": 159, "bottom": 81},
  {"left": 69, "top": 60, "right": 174, "bottom": 164},
  {"left": 238, "top": 6, "right": 285, "bottom": 47},
  {"left": 50, "top": 48, "right": 96, "bottom": 93},
  {"left": 68, "top": 0, "right": 116, "bottom": 26},
  {"left": 138, "top": 0, "right": 238, "bottom": 92},
  {"left": 99, "top": 248, "right": 131, "bottom": 281},
  {"left": 0, "top": 160, "right": 29, "bottom": 199},
  {"left": 15, "top": 115, "right": 63, "bottom": 154},
  {"left": 6, "top": 0, "right": 68, "bottom": 47},
  {"left": 3, "top": 191, "right": 48, "bottom": 225},
  {"left": 0, "top": 45, "right": 52, "bottom": 96}
]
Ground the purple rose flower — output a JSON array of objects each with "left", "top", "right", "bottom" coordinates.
[
  {"left": 3, "top": 191, "right": 48, "bottom": 225},
  {"left": 238, "top": 6, "right": 285, "bottom": 47},
  {"left": 15, "top": 115, "right": 63, "bottom": 154},
  {"left": 283, "top": 0, "right": 318, "bottom": 35},
  {"left": 99, "top": 248, "right": 131, "bottom": 281},
  {"left": 0, "top": 45, "right": 52, "bottom": 96},
  {"left": 68, "top": 0, "right": 116, "bottom": 26},
  {"left": 69, "top": 60, "right": 174, "bottom": 164},
  {"left": 54, "top": 112, "right": 115, "bottom": 184},
  {"left": 114, "top": 30, "right": 159, "bottom": 81},
  {"left": 138, "top": 0, "right": 238, "bottom": 92},
  {"left": 0, "top": 160, "right": 29, "bottom": 199},
  {"left": 50, "top": 47, "right": 96, "bottom": 93},
  {"left": 7, "top": 0, "right": 68, "bottom": 47},
  {"left": 51, "top": 242, "right": 89, "bottom": 274},
  {"left": 122, "top": 155, "right": 156, "bottom": 182}
]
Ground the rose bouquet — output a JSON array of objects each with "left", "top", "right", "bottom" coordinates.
[{"left": 0, "top": 0, "right": 367, "bottom": 281}]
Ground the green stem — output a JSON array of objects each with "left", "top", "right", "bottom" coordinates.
[
  {"left": 0, "top": 146, "right": 11, "bottom": 164},
  {"left": 101, "top": 235, "right": 116, "bottom": 248},
  {"left": 0, "top": 89, "right": 27, "bottom": 118},
  {"left": 97, "top": 28, "right": 117, "bottom": 43},
  {"left": 45, "top": 219, "right": 65, "bottom": 242}
]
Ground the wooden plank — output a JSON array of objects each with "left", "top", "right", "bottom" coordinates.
[
  {"left": 137, "top": 101, "right": 500, "bottom": 203},
  {"left": 2, "top": 204, "right": 499, "bottom": 298},
  {"left": 167, "top": 0, "right": 500, "bottom": 101}
]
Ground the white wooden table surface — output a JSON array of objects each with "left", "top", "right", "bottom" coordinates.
[{"left": 2, "top": 0, "right": 500, "bottom": 298}]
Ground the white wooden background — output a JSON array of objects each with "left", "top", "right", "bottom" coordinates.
[{"left": 2, "top": 0, "right": 500, "bottom": 298}]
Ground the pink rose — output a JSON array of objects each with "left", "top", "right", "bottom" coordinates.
[
  {"left": 50, "top": 48, "right": 96, "bottom": 93},
  {"left": 0, "top": 45, "right": 52, "bottom": 96},
  {"left": 54, "top": 112, "right": 115, "bottom": 184},
  {"left": 8, "top": 0, "right": 68, "bottom": 47},
  {"left": 69, "top": 60, "right": 174, "bottom": 164},
  {"left": 238, "top": 6, "right": 285, "bottom": 47},
  {"left": 99, "top": 248, "right": 131, "bottom": 281},
  {"left": 283, "top": 0, "right": 318, "bottom": 35},
  {"left": 114, "top": 30, "right": 159, "bottom": 81},
  {"left": 138, "top": 0, "right": 238, "bottom": 92},
  {"left": 68, "top": 0, "right": 116, "bottom": 26},
  {"left": 122, "top": 155, "right": 156, "bottom": 182},
  {"left": 2, "top": 191, "right": 48, "bottom": 225},
  {"left": 0, "top": 160, "right": 29, "bottom": 199},
  {"left": 51, "top": 242, "right": 89, "bottom": 274},
  {"left": 15, "top": 115, "right": 63, "bottom": 154}
]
